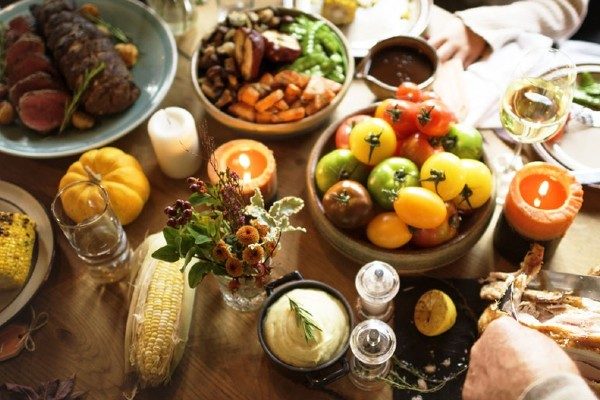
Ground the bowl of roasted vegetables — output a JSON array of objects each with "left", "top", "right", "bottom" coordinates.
[
  {"left": 305, "top": 84, "right": 495, "bottom": 272},
  {"left": 192, "top": 7, "right": 354, "bottom": 136}
]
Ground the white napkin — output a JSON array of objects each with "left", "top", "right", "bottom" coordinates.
[{"left": 461, "top": 33, "right": 553, "bottom": 129}]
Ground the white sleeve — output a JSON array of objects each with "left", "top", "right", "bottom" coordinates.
[
  {"left": 455, "top": 0, "right": 589, "bottom": 50},
  {"left": 518, "top": 373, "right": 598, "bottom": 400}
]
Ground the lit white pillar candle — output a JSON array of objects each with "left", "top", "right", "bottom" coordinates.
[{"left": 147, "top": 107, "right": 201, "bottom": 179}]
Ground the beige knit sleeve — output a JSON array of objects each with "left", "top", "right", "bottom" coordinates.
[{"left": 456, "top": 0, "right": 589, "bottom": 50}]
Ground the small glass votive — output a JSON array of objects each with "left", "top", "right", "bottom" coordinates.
[
  {"left": 355, "top": 261, "right": 400, "bottom": 322},
  {"left": 349, "top": 319, "right": 397, "bottom": 391},
  {"left": 147, "top": 0, "right": 195, "bottom": 36},
  {"left": 51, "top": 181, "right": 131, "bottom": 284},
  {"left": 216, "top": 0, "right": 255, "bottom": 21}
]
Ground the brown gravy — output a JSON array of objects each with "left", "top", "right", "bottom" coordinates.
[{"left": 368, "top": 46, "right": 434, "bottom": 87}]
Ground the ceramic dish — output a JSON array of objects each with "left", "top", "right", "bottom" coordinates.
[
  {"left": 257, "top": 271, "right": 354, "bottom": 387},
  {"left": 0, "top": 0, "right": 177, "bottom": 159},
  {"left": 305, "top": 105, "right": 495, "bottom": 273},
  {"left": 533, "top": 64, "right": 600, "bottom": 189},
  {"left": 0, "top": 181, "right": 54, "bottom": 327},
  {"left": 191, "top": 8, "right": 354, "bottom": 138},
  {"left": 338, "top": 0, "right": 431, "bottom": 58}
]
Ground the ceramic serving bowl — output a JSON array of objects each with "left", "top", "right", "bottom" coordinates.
[
  {"left": 257, "top": 271, "right": 354, "bottom": 387},
  {"left": 356, "top": 35, "right": 438, "bottom": 100},
  {"left": 191, "top": 8, "right": 354, "bottom": 138},
  {"left": 305, "top": 105, "right": 495, "bottom": 273}
]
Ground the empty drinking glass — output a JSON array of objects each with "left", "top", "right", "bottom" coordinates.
[{"left": 51, "top": 181, "right": 131, "bottom": 284}]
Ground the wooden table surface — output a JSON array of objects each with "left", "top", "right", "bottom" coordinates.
[{"left": 2, "top": 2, "right": 600, "bottom": 399}]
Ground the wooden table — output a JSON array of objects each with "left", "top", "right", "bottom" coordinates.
[{"left": 2, "top": 3, "right": 600, "bottom": 399}]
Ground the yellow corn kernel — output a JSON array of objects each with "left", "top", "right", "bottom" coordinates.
[
  {"left": 134, "top": 260, "right": 184, "bottom": 387},
  {"left": 0, "top": 212, "right": 36, "bottom": 290}
]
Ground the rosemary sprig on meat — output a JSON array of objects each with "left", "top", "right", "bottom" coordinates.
[
  {"left": 83, "top": 13, "right": 130, "bottom": 43},
  {"left": 60, "top": 62, "right": 105, "bottom": 132},
  {"left": 288, "top": 297, "right": 322, "bottom": 343}
]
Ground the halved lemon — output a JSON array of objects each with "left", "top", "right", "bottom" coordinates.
[{"left": 414, "top": 289, "right": 457, "bottom": 336}]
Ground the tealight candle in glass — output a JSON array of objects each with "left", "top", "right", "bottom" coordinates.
[
  {"left": 349, "top": 319, "right": 396, "bottom": 391},
  {"left": 207, "top": 139, "right": 277, "bottom": 203},
  {"left": 355, "top": 261, "right": 400, "bottom": 322}
]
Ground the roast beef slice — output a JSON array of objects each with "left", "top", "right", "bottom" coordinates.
[
  {"left": 9, "top": 71, "right": 64, "bottom": 106},
  {"left": 7, "top": 53, "right": 57, "bottom": 86},
  {"left": 18, "top": 89, "right": 69, "bottom": 133},
  {"left": 5, "top": 33, "right": 45, "bottom": 70}
]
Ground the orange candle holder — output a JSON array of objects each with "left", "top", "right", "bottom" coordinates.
[
  {"left": 207, "top": 139, "right": 277, "bottom": 203},
  {"left": 493, "top": 162, "right": 583, "bottom": 264}
]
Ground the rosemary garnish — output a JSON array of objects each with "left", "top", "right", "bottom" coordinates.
[
  {"left": 84, "top": 13, "right": 130, "bottom": 43},
  {"left": 288, "top": 297, "right": 322, "bottom": 343},
  {"left": 60, "top": 62, "right": 105, "bottom": 133},
  {"left": 380, "top": 356, "right": 468, "bottom": 393}
]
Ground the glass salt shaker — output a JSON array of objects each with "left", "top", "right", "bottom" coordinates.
[
  {"left": 355, "top": 261, "right": 400, "bottom": 322},
  {"left": 349, "top": 319, "right": 397, "bottom": 391}
]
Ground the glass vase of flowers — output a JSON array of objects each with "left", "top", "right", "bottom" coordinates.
[{"left": 152, "top": 166, "right": 305, "bottom": 312}]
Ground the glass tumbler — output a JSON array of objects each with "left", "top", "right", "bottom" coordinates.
[
  {"left": 148, "top": 0, "right": 195, "bottom": 36},
  {"left": 51, "top": 181, "right": 131, "bottom": 284}
]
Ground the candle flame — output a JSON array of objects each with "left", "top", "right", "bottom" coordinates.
[
  {"left": 238, "top": 153, "right": 251, "bottom": 169},
  {"left": 533, "top": 180, "right": 550, "bottom": 208}
]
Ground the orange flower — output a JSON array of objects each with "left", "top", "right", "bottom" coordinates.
[
  {"left": 236, "top": 225, "right": 260, "bottom": 246},
  {"left": 251, "top": 220, "right": 270, "bottom": 238},
  {"left": 212, "top": 240, "right": 231, "bottom": 262},
  {"left": 242, "top": 246, "right": 265, "bottom": 264},
  {"left": 225, "top": 257, "right": 244, "bottom": 277}
]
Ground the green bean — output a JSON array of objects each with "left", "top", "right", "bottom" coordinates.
[
  {"left": 301, "top": 20, "right": 325, "bottom": 54},
  {"left": 316, "top": 26, "right": 339, "bottom": 54},
  {"left": 330, "top": 53, "right": 343, "bottom": 65},
  {"left": 574, "top": 89, "right": 600, "bottom": 110},
  {"left": 289, "top": 53, "right": 329, "bottom": 72},
  {"left": 326, "top": 70, "right": 345, "bottom": 83}
]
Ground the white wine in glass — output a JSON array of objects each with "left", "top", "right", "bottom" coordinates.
[{"left": 495, "top": 48, "right": 576, "bottom": 204}]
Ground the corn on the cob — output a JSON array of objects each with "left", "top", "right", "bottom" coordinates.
[
  {"left": 0, "top": 212, "right": 36, "bottom": 290},
  {"left": 124, "top": 233, "right": 196, "bottom": 388}
]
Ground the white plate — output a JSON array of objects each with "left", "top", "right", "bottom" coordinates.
[
  {"left": 0, "top": 181, "right": 54, "bottom": 327},
  {"left": 533, "top": 64, "right": 600, "bottom": 188}
]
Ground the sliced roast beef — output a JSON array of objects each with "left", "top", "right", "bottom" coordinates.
[
  {"left": 5, "top": 33, "right": 45, "bottom": 68},
  {"left": 18, "top": 89, "right": 69, "bottom": 133},
  {"left": 32, "top": 0, "right": 139, "bottom": 115},
  {"left": 7, "top": 53, "right": 57, "bottom": 86},
  {"left": 5, "top": 16, "right": 35, "bottom": 46},
  {"left": 9, "top": 72, "right": 63, "bottom": 106}
]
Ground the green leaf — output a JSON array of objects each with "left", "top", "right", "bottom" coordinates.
[
  {"left": 151, "top": 245, "right": 180, "bottom": 262},
  {"left": 178, "top": 235, "right": 195, "bottom": 257},
  {"left": 187, "top": 226, "right": 212, "bottom": 245},
  {"left": 188, "top": 261, "right": 212, "bottom": 288},
  {"left": 189, "top": 192, "right": 219, "bottom": 206},
  {"left": 269, "top": 196, "right": 304, "bottom": 219},
  {"left": 163, "top": 226, "right": 179, "bottom": 246},
  {"left": 249, "top": 188, "right": 265, "bottom": 209},
  {"left": 183, "top": 245, "right": 197, "bottom": 269}
]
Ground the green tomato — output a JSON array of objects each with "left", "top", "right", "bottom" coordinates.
[
  {"left": 442, "top": 123, "right": 484, "bottom": 160},
  {"left": 367, "top": 157, "right": 419, "bottom": 209},
  {"left": 315, "top": 149, "right": 370, "bottom": 193}
]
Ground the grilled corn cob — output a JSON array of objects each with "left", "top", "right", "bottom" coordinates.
[
  {"left": 0, "top": 212, "right": 36, "bottom": 290},
  {"left": 124, "top": 233, "right": 196, "bottom": 388}
]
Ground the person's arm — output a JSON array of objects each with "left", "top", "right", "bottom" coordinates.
[
  {"left": 462, "top": 317, "right": 597, "bottom": 400},
  {"left": 456, "top": 0, "right": 589, "bottom": 50}
]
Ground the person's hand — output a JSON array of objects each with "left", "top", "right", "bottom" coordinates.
[
  {"left": 427, "top": 12, "right": 487, "bottom": 68},
  {"left": 462, "top": 317, "right": 579, "bottom": 400}
]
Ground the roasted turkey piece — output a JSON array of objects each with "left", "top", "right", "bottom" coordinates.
[
  {"left": 31, "top": 0, "right": 140, "bottom": 116},
  {"left": 479, "top": 244, "right": 600, "bottom": 354}
]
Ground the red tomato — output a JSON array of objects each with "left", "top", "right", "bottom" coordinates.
[
  {"left": 396, "top": 132, "right": 443, "bottom": 168},
  {"left": 421, "top": 90, "right": 440, "bottom": 101},
  {"left": 411, "top": 203, "right": 460, "bottom": 248},
  {"left": 374, "top": 99, "right": 418, "bottom": 140},
  {"left": 395, "top": 82, "right": 423, "bottom": 103},
  {"left": 415, "top": 99, "right": 454, "bottom": 137},
  {"left": 335, "top": 115, "right": 371, "bottom": 149}
]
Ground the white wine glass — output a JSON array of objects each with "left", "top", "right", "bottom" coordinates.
[{"left": 495, "top": 47, "right": 576, "bottom": 204}]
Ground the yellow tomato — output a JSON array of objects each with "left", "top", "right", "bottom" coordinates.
[
  {"left": 453, "top": 159, "right": 493, "bottom": 211},
  {"left": 349, "top": 117, "right": 397, "bottom": 166},
  {"left": 420, "top": 152, "right": 466, "bottom": 201},
  {"left": 393, "top": 187, "right": 447, "bottom": 229},
  {"left": 366, "top": 212, "right": 412, "bottom": 249}
]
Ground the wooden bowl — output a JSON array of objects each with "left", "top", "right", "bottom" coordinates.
[
  {"left": 305, "top": 105, "right": 495, "bottom": 273},
  {"left": 191, "top": 8, "right": 354, "bottom": 138}
]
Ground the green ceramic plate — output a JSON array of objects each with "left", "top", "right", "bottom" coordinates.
[{"left": 0, "top": 0, "right": 177, "bottom": 158}]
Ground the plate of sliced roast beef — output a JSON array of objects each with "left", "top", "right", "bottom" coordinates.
[{"left": 0, "top": 0, "right": 177, "bottom": 158}]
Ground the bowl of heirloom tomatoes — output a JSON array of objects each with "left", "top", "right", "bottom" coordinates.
[{"left": 305, "top": 83, "right": 495, "bottom": 272}]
